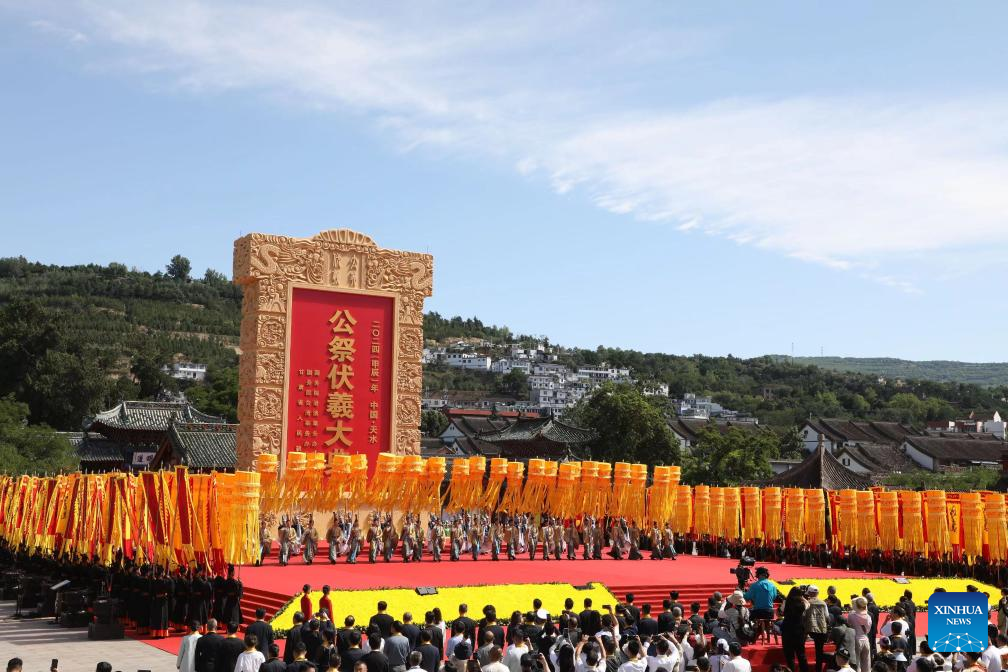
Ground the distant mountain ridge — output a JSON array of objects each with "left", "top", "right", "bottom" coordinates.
[{"left": 781, "top": 356, "right": 1008, "bottom": 387}]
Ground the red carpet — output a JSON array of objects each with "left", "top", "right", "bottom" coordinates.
[{"left": 239, "top": 549, "right": 892, "bottom": 595}]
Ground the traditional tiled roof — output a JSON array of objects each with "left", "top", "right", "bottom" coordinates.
[
  {"left": 59, "top": 432, "right": 131, "bottom": 470},
  {"left": 448, "top": 414, "right": 515, "bottom": 436},
  {"left": 479, "top": 417, "right": 594, "bottom": 444},
  {"left": 444, "top": 408, "right": 539, "bottom": 419},
  {"left": 903, "top": 435, "right": 1004, "bottom": 463},
  {"left": 762, "top": 445, "right": 873, "bottom": 490},
  {"left": 835, "top": 442, "right": 920, "bottom": 473},
  {"left": 806, "top": 418, "right": 923, "bottom": 445},
  {"left": 157, "top": 422, "right": 237, "bottom": 470},
  {"left": 668, "top": 418, "right": 770, "bottom": 442},
  {"left": 87, "top": 400, "right": 226, "bottom": 434}
]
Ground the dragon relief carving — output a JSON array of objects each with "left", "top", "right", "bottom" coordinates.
[
  {"left": 366, "top": 251, "right": 433, "bottom": 295},
  {"left": 252, "top": 422, "right": 282, "bottom": 456},
  {"left": 398, "top": 327, "right": 423, "bottom": 360},
  {"left": 396, "top": 396, "right": 421, "bottom": 427},
  {"left": 256, "top": 276, "right": 286, "bottom": 313},
  {"left": 254, "top": 389, "right": 283, "bottom": 421},
  {"left": 396, "top": 428, "right": 421, "bottom": 455},
  {"left": 256, "top": 351, "right": 285, "bottom": 386},
  {"left": 256, "top": 315, "right": 286, "bottom": 349},
  {"left": 397, "top": 363, "right": 422, "bottom": 394}
]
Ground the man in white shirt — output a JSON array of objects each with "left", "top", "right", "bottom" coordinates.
[
  {"left": 407, "top": 651, "right": 427, "bottom": 672},
  {"left": 483, "top": 647, "right": 511, "bottom": 672},
  {"left": 177, "top": 621, "right": 201, "bottom": 672},
  {"left": 504, "top": 633, "right": 530, "bottom": 672},
  {"left": 880, "top": 607, "right": 909, "bottom": 639},
  {"left": 722, "top": 643, "right": 751, "bottom": 672},
  {"left": 618, "top": 638, "right": 649, "bottom": 672},
  {"left": 981, "top": 626, "right": 1004, "bottom": 672},
  {"left": 647, "top": 637, "right": 680, "bottom": 672}
]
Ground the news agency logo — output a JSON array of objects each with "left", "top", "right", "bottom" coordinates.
[{"left": 928, "top": 592, "right": 989, "bottom": 653}]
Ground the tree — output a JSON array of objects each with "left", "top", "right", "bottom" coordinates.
[
  {"left": 25, "top": 347, "right": 111, "bottom": 429},
  {"left": 573, "top": 382, "right": 680, "bottom": 465},
  {"left": 0, "top": 395, "right": 78, "bottom": 474},
  {"left": 184, "top": 365, "right": 238, "bottom": 421},
  {"left": 203, "top": 268, "right": 227, "bottom": 284},
  {"left": 421, "top": 410, "right": 449, "bottom": 437},
  {"left": 682, "top": 426, "right": 780, "bottom": 486},
  {"left": 166, "top": 254, "right": 192, "bottom": 281},
  {"left": 0, "top": 298, "right": 60, "bottom": 400},
  {"left": 497, "top": 369, "right": 529, "bottom": 398},
  {"left": 131, "top": 347, "right": 170, "bottom": 399},
  {"left": 778, "top": 425, "right": 804, "bottom": 459}
]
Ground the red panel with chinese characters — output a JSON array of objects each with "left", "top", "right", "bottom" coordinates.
[{"left": 286, "top": 287, "right": 394, "bottom": 472}]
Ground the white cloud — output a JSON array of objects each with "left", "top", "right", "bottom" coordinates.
[
  {"left": 29, "top": 18, "right": 88, "bottom": 44},
  {"left": 15, "top": 1, "right": 1008, "bottom": 293}
]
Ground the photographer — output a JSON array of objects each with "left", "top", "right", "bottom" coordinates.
[
  {"left": 731, "top": 560, "right": 753, "bottom": 592},
  {"left": 743, "top": 568, "right": 778, "bottom": 622}
]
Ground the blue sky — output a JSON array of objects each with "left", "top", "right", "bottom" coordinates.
[{"left": 2, "top": 2, "right": 1008, "bottom": 361}]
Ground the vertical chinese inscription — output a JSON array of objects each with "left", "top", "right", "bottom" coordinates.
[{"left": 324, "top": 309, "right": 356, "bottom": 450}]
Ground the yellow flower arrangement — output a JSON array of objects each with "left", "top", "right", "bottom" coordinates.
[
  {"left": 272, "top": 582, "right": 617, "bottom": 633},
  {"left": 771, "top": 578, "right": 1000, "bottom": 609}
]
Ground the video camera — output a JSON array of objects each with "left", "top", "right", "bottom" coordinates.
[{"left": 728, "top": 557, "right": 756, "bottom": 574}]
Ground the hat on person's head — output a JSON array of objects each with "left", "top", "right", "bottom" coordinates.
[
  {"left": 836, "top": 648, "right": 850, "bottom": 661},
  {"left": 728, "top": 593, "right": 744, "bottom": 606},
  {"left": 806, "top": 585, "right": 820, "bottom": 596},
  {"left": 716, "top": 639, "right": 729, "bottom": 653},
  {"left": 536, "top": 608, "right": 548, "bottom": 621}
]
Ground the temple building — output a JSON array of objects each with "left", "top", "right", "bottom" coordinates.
[
  {"left": 68, "top": 400, "right": 233, "bottom": 472},
  {"left": 761, "top": 442, "right": 872, "bottom": 490},
  {"left": 478, "top": 416, "right": 594, "bottom": 460}
]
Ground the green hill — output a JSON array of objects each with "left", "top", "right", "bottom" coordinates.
[
  {"left": 785, "top": 356, "right": 1008, "bottom": 387},
  {"left": 2, "top": 256, "right": 1007, "bottom": 433}
]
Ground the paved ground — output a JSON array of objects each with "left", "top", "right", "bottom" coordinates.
[{"left": 0, "top": 601, "right": 174, "bottom": 672}]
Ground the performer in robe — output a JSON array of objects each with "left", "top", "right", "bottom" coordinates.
[
  {"left": 662, "top": 523, "right": 677, "bottom": 559},
  {"left": 367, "top": 516, "right": 381, "bottom": 564},
  {"left": 582, "top": 518, "right": 595, "bottom": 560},
  {"left": 429, "top": 517, "right": 443, "bottom": 563},
  {"left": 149, "top": 564, "right": 173, "bottom": 639},
  {"left": 650, "top": 522, "right": 663, "bottom": 560},
  {"left": 222, "top": 564, "right": 243, "bottom": 628},
  {"left": 527, "top": 518, "right": 539, "bottom": 561},
  {"left": 401, "top": 516, "right": 415, "bottom": 563},
  {"left": 469, "top": 514, "right": 484, "bottom": 560},
  {"left": 628, "top": 521, "right": 643, "bottom": 560},
  {"left": 490, "top": 518, "right": 502, "bottom": 561},
  {"left": 552, "top": 520, "right": 564, "bottom": 560},
  {"left": 278, "top": 517, "right": 291, "bottom": 567},
  {"left": 258, "top": 520, "right": 272, "bottom": 566},
  {"left": 212, "top": 569, "right": 227, "bottom": 624},
  {"left": 610, "top": 520, "right": 626, "bottom": 560},
  {"left": 302, "top": 514, "right": 319, "bottom": 565},
  {"left": 189, "top": 566, "right": 212, "bottom": 632},
  {"left": 382, "top": 519, "right": 398, "bottom": 563},
  {"left": 347, "top": 516, "right": 361, "bottom": 564},
  {"left": 566, "top": 521, "right": 579, "bottom": 560},
  {"left": 326, "top": 514, "right": 341, "bottom": 564},
  {"left": 450, "top": 518, "right": 464, "bottom": 561},
  {"left": 541, "top": 520, "right": 554, "bottom": 561},
  {"left": 171, "top": 566, "right": 190, "bottom": 631}
]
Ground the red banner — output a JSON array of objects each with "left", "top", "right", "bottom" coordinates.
[{"left": 286, "top": 287, "right": 395, "bottom": 472}]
